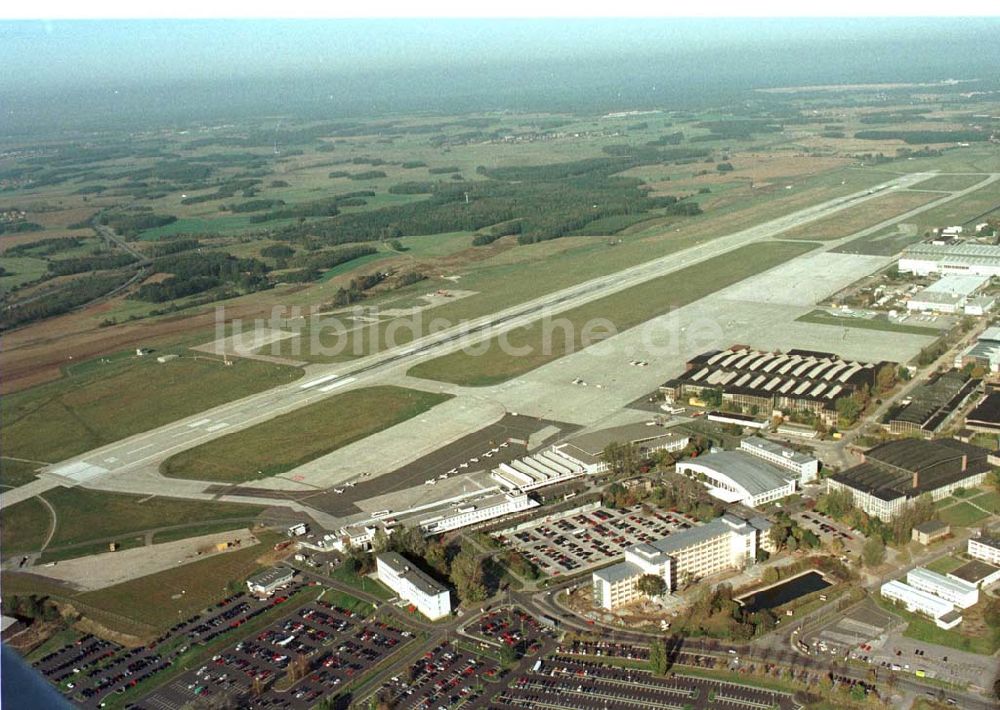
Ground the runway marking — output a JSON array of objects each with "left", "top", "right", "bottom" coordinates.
[
  {"left": 187, "top": 418, "right": 211, "bottom": 428},
  {"left": 205, "top": 422, "right": 230, "bottom": 433},
  {"left": 300, "top": 373, "right": 339, "bottom": 389},
  {"left": 318, "top": 377, "right": 357, "bottom": 392},
  {"left": 172, "top": 430, "right": 191, "bottom": 438},
  {"left": 49, "top": 461, "right": 109, "bottom": 483},
  {"left": 104, "top": 457, "right": 118, "bottom": 463},
  {"left": 128, "top": 444, "right": 154, "bottom": 454}
]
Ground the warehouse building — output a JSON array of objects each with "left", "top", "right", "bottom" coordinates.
[
  {"left": 376, "top": 552, "right": 451, "bottom": 620},
  {"left": 880, "top": 580, "right": 962, "bottom": 629},
  {"left": 418, "top": 491, "right": 538, "bottom": 534},
  {"left": 899, "top": 243, "right": 1000, "bottom": 278},
  {"left": 884, "top": 370, "right": 979, "bottom": 436},
  {"left": 911, "top": 519, "right": 950, "bottom": 545},
  {"left": 905, "top": 567, "right": 979, "bottom": 608},
  {"left": 827, "top": 438, "right": 989, "bottom": 520},
  {"left": 676, "top": 450, "right": 797, "bottom": 508},
  {"left": 592, "top": 514, "right": 769, "bottom": 610},
  {"left": 661, "top": 347, "right": 889, "bottom": 427},
  {"left": 965, "top": 392, "right": 1000, "bottom": 434},
  {"left": 246, "top": 566, "right": 295, "bottom": 596},
  {"left": 905, "top": 274, "right": 989, "bottom": 314},
  {"left": 968, "top": 534, "right": 1000, "bottom": 566},
  {"left": 955, "top": 326, "right": 1000, "bottom": 373},
  {"left": 740, "top": 437, "right": 819, "bottom": 483}
]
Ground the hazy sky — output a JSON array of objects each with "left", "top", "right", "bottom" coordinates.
[{"left": 2, "top": 18, "right": 995, "bottom": 93}]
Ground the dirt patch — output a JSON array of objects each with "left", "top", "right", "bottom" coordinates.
[{"left": 71, "top": 614, "right": 147, "bottom": 648}]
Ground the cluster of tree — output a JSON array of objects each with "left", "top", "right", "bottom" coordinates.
[
  {"left": 180, "top": 178, "right": 262, "bottom": 205},
  {"left": 815, "top": 488, "right": 937, "bottom": 548},
  {"left": 834, "top": 385, "right": 871, "bottom": 427},
  {"left": 4, "top": 236, "right": 84, "bottom": 257},
  {"left": 1, "top": 594, "right": 62, "bottom": 622},
  {"left": 854, "top": 129, "right": 990, "bottom": 144},
  {"left": 226, "top": 198, "right": 286, "bottom": 213},
  {"left": 428, "top": 166, "right": 460, "bottom": 174},
  {"left": 349, "top": 170, "right": 388, "bottom": 181},
  {"left": 48, "top": 253, "right": 137, "bottom": 275},
  {"left": 401, "top": 160, "right": 427, "bottom": 169},
  {"left": 646, "top": 131, "right": 684, "bottom": 146},
  {"left": 716, "top": 162, "right": 735, "bottom": 172},
  {"left": 858, "top": 109, "right": 927, "bottom": 124},
  {"left": 148, "top": 238, "right": 201, "bottom": 257},
  {"left": 472, "top": 220, "right": 523, "bottom": 246},
  {"left": 261, "top": 244, "right": 295, "bottom": 259},
  {"left": 684, "top": 583, "right": 778, "bottom": 640},
  {"left": 328, "top": 271, "right": 389, "bottom": 308},
  {"left": 0, "top": 220, "right": 43, "bottom": 234},
  {"left": 768, "top": 512, "right": 820, "bottom": 553},
  {"left": 249, "top": 191, "right": 374, "bottom": 222},
  {"left": 1, "top": 272, "right": 134, "bottom": 330},
  {"left": 388, "top": 181, "right": 435, "bottom": 194},
  {"left": 694, "top": 119, "right": 783, "bottom": 139},
  {"left": 294, "top": 245, "right": 377, "bottom": 272},
  {"left": 97, "top": 211, "right": 177, "bottom": 238},
  {"left": 602, "top": 473, "right": 723, "bottom": 523},
  {"left": 502, "top": 550, "right": 540, "bottom": 581},
  {"left": 133, "top": 252, "right": 269, "bottom": 302}
]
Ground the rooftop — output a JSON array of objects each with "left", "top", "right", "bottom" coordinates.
[
  {"left": 561, "top": 423, "right": 687, "bottom": 458},
  {"left": 650, "top": 514, "right": 756, "bottom": 557},
  {"left": 682, "top": 450, "right": 795, "bottom": 498},
  {"left": 247, "top": 566, "right": 294, "bottom": 587},
  {"left": 377, "top": 552, "right": 449, "bottom": 598},
  {"left": 972, "top": 535, "right": 1000, "bottom": 552},
  {"left": 741, "top": 436, "right": 815, "bottom": 465},
  {"left": 907, "top": 567, "right": 978, "bottom": 596},
  {"left": 913, "top": 519, "right": 949, "bottom": 535},
  {"left": 967, "top": 392, "right": 1000, "bottom": 426},
  {"left": 949, "top": 559, "right": 1000, "bottom": 584},
  {"left": 593, "top": 560, "right": 638, "bottom": 584}
]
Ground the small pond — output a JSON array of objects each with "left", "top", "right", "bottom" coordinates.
[{"left": 737, "top": 571, "right": 831, "bottom": 613}]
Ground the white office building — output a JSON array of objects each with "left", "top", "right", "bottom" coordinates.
[
  {"left": 880, "top": 580, "right": 962, "bottom": 630},
  {"left": 376, "top": 552, "right": 452, "bottom": 620},
  {"left": 968, "top": 535, "right": 1000, "bottom": 565},
  {"left": 905, "top": 567, "right": 979, "bottom": 609},
  {"left": 740, "top": 437, "right": 819, "bottom": 483},
  {"left": 418, "top": 492, "right": 538, "bottom": 534}
]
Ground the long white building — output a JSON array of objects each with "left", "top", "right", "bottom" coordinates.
[
  {"left": 880, "top": 579, "right": 962, "bottom": 630},
  {"left": 418, "top": 491, "right": 538, "bottom": 534},
  {"left": 739, "top": 437, "right": 819, "bottom": 483},
  {"left": 376, "top": 552, "right": 451, "bottom": 620},
  {"left": 968, "top": 535, "right": 1000, "bottom": 565},
  {"left": 899, "top": 243, "right": 1000, "bottom": 278},
  {"left": 592, "top": 514, "right": 770, "bottom": 610},
  {"left": 905, "top": 567, "right": 979, "bottom": 609}
]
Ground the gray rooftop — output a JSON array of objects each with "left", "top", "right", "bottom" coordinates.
[
  {"left": 913, "top": 519, "right": 949, "bottom": 535},
  {"left": 563, "top": 423, "right": 687, "bottom": 457},
  {"left": 593, "top": 560, "right": 639, "bottom": 584},
  {"left": 378, "top": 552, "right": 449, "bottom": 597},
  {"left": 683, "top": 450, "right": 795, "bottom": 498},
  {"left": 248, "top": 566, "right": 294, "bottom": 587},
  {"left": 742, "top": 436, "right": 815, "bottom": 465},
  {"left": 650, "top": 515, "right": 752, "bottom": 556}
]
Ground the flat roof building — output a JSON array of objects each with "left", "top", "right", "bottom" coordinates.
[
  {"left": 827, "top": 438, "right": 989, "bottom": 520},
  {"left": 965, "top": 392, "right": 1000, "bottom": 433},
  {"left": 968, "top": 535, "right": 1000, "bottom": 566},
  {"left": 246, "top": 566, "right": 295, "bottom": 596},
  {"left": 376, "top": 552, "right": 451, "bottom": 620},
  {"left": 676, "top": 450, "right": 797, "bottom": 508},
  {"left": 911, "top": 519, "right": 950, "bottom": 545},
  {"left": 592, "top": 514, "right": 768, "bottom": 610},
  {"left": 880, "top": 579, "right": 962, "bottom": 630},
  {"left": 948, "top": 560, "right": 1000, "bottom": 588},
  {"left": 739, "top": 436, "right": 819, "bottom": 483},
  {"left": 899, "top": 243, "right": 1000, "bottom": 278},
  {"left": 418, "top": 491, "right": 538, "bottom": 534},
  {"left": 884, "top": 370, "right": 979, "bottom": 436},
  {"left": 905, "top": 567, "right": 979, "bottom": 608},
  {"left": 906, "top": 274, "right": 989, "bottom": 314},
  {"left": 955, "top": 326, "right": 1000, "bottom": 373}
]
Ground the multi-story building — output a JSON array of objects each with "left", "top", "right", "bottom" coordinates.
[
  {"left": 661, "top": 347, "right": 889, "bottom": 427},
  {"left": 418, "top": 491, "right": 538, "bottom": 534},
  {"left": 827, "top": 439, "right": 989, "bottom": 520},
  {"left": 739, "top": 437, "right": 819, "bottom": 483},
  {"left": 880, "top": 580, "right": 962, "bottom": 629},
  {"left": 968, "top": 535, "right": 1000, "bottom": 566},
  {"left": 592, "top": 514, "right": 769, "bottom": 610},
  {"left": 911, "top": 520, "right": 950, "bottom": 546},
  {"left": 905, "top": 567, "right": 979, "bottom": 609},
  {"left": 376, "top": 552, "right": 451, "bottom": 620}
]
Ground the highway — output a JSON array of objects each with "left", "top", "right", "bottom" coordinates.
[{"left": 6, "top": 170, "right": 992, "bottom": 509}]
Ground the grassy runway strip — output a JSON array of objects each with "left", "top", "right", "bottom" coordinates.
[
  {"left": 409, "top": 241, "right": 816, "bottom": 386},
  {"left": 795, "top": 309, "right": 942, "bottom": 336},
  {"left": 161, "top": 385, "right": 451, "bottom": 482}
]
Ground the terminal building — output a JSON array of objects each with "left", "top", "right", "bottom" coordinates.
[
  {"left": 591, "top": 514, "right": 771, "bottom": 610},
  {"left": 898, "top": 243, "right": 1000, "bottom": 278},
  {"left": 968, "top": 534, "right": 1000, "bottom": 566},
  {"left": 827, "top": 438, "right": 989, "bottom": 520},
  {"left": 905, "top": 567, "right": 979, "bottom": 608},
  {"left": 492, "top": 423, "right": 689, "bottom": 491},
  {"left": 880, "top": 579, "right": 962, "bottom": 629},
  {"left": 417, "top": 491, "right": 538, "bottom": 534},
  {"left": 376, "top": 552, "right": 452, "bottom": 620},
  {"left": 661, "top": 347, "right": 889, "bottom": 427}
]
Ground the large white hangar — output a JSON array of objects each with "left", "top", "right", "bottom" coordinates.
[{"left": 676, "top": 450, "right": 797, "bottom": 508}]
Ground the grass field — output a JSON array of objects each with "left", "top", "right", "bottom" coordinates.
[
  {"left": 970, "top": 490, "right": 1000, "bottom": 514},
  {"left": 1, "top": 354, "right": 302, "bottom": 465},
  {"left": 937, "top": 501, "right": 990, "bottom": 527},
  {"left": 875, "top": 595, "right": 999, "bottom": 656},
  {"left": 408, "top": 240, "right": 817, "bottom": 386},
  {"left": 328, "top": 564, "right": 394, "bottom": 601},
  {"left": 0, "top": 256, "right": 50, "bottom": 293},
  {"left": 0, "top": 458, "right": 44, "bottom": 487},
  {"left": 913, "top": 174, "right": 988, "bottom": 192},
  {"left": 924, "top": 555, "right": 965, "bottom": 575},
  {"left": 795, "top": 309, "right": 942, "bottom": 335},
  {"left": 0, "top": 488, "right": 263, "bottom": 555},
  {"left": 777, "top": 190, "right": 940, "bottom": 241},
  {"left": 161, "top": 385, "right": 451, "bottom": 482}
]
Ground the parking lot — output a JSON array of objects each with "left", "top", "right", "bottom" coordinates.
[
  {"left": 376, "top": 640, "right": 501, "bottom": 710},
  {"left": 492, "top": 504, "right": 698, "bottom": 576},
  {"left": 793, "top": 509, "right": 865, "bottom": 554},
  {"left": 468, "top": 608, "right": 557, "bottom": 656},
  {"left": 487, "top": 654, "right": 802, "bottom": 710},
  {"left": 136, "top": 597, "right": 414, "bottom": 710}
]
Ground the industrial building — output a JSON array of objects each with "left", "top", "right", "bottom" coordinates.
[
  {"left": 898, "top": 243, "right": 1000, "bottom": 278},
  {"left": 591, "top": 514, "right": 770, "bottom": 610},
  {"left": 246, "top": 566, "right": 295, "bottom": 596},
  {"left": 417, "top": 491, "right": 538, "bottom": 534},
  {"left": 739, "top": 437, "right": 819, "bottom": 483},
  {"left": 376, "top": 552, "right": 451, "bottom": 620},
  {"left": 955, "top": 326, "right": 1000, "bottom": 373},
  {"left": 880, "top": 579, "right": 962, "bottom": 629},
  {"left": 905, "top": 274, "right": 989, "bottom": 314},
  {"left": 661, "top": 347, "right": 889, "bottom": 427},
  {"left": 911, "top": 519, "right": 950, "bottom": 545},
  {"left": 965, "top": 392, "right": 1000, "bottom": 433},
  {"left": 827, "top": 438, "right": 989, "bottom": 520},
  {"left": 968, "top": 534, "right": 1000, "bottom": 566},
  {"left": 883, "top": 370, "right": 979, "bottom": 436},
  {"left": 905, "top": 567, "right": 979, "bottom": 609},
  {"left": 492, "top": 423, "right": 688, "bottom": 490},
  {"left": 676, "top": 450, "right": 798, "bottom": 508}
]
